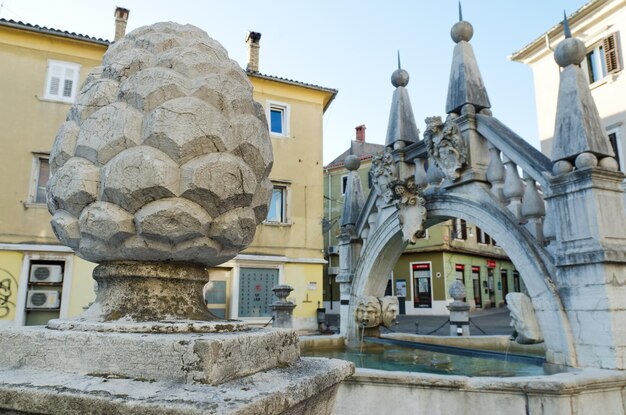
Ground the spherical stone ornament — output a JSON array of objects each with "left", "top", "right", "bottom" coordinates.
[
  {"left": 47, "top": 22, "right": 273, "bottom": 268},
  {"left": 344, "top": 154, "right": 361, "bottom": 171},
  {"left": 451, "top": 21, "right": 473, "bottom": 43},
  {"left": 599, "top": 156, "right": 620, "bottom": 171},
  {"left": 554, "top": 38, "right": 586, "bottom": 67},
  {"left": 575, "top": 152, "right": 598, "bottom": 169},
  {"left": 448, "top": 279, "right": 467, "bottom": 302},
  {"left": 552, "top": 160, "right": 574, "bottom": 176},
  {"left": 391, "top": 68, "right": 409, "bottom": 88}
]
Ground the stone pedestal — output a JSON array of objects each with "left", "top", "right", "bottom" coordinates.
[
  {"left": 0, "top": 326, "right": 353, "bottom": 414},
  {"left": 447, "top": 279, "right": 470, "bottom": 336},
  {"left": 271, "top": 284, "right": 296, "bottom": 328}
]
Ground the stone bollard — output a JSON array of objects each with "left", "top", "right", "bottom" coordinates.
[
  {"left": 447, "top": 279, "right": 470, "bottom": 336},
  {"left": 271, "top": 284, "right": 296, "bottom": 328}
]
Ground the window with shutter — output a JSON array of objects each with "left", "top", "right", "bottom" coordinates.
[
  {"left": 603, "top": 32, "right": 620, "bottom": 74},
  {"left": 44, "top": 60, "right": 81, "bottom": 103}
]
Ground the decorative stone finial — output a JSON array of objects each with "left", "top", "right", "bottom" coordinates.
[
  {"left": 451, "top": 4, "right": 473, "bottom": 44},
  {"left": 344, "top": 154, "right": 361, "bottom": 171},
  {"left": 46, "top": 22, "right": 274, "bottom": 326},
  {"left": 385, "top": 55, "right": 419, "bottom": 148},
  {"left": 446, "top": 6, "right": 489, "bottom": 115},
  {"left": 554, "top": 12, "right": 586, "bottom": 67},
  {"left": 551, "top": 12, "right": 615, "bottom": 165},
  {"left": 391, "top": 51, "right": 409, "bottom": 88}
]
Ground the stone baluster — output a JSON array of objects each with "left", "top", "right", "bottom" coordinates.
[
  {"left": 502, "top": 155, "right": 525, "bottom": 220},
  {"left": 486, "top": 144, "right": 505, "bottom": 203},
  {"left": 426, "top": 158, "right": 444, "bottom": 187},
  {"left": 414, "top": 157, "right": 428, "bottom": 188},
  {"left": 542, "top": 201, "right": 556, "bottom": 248},
  {"left": 521, "top": 173, "right": 545, "bottom": 242}
]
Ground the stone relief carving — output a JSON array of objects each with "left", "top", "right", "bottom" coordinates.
[
  {"left": 370, "top": 150, "right": 397, "bottom": 204},
  {"left": 353, "top": 296, "right": 382, "bottom": 328},
  {"left": 506, "top": 292, "right": 544, "bottom": 344},
  {"left": 379, "top": 296, "right": 399, "bottom": 328},
  {"left": 424, "top": 115, "right": 467, "bottom": 181},
  {"left": 389, "top": 176, "right": 427, "bottom": 244},
  {"left": 354, "top": 296, "right": 399, "bottom": 329}
]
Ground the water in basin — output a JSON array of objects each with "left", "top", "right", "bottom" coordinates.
[{"left": 302, "top": 338, "right": 557, "bottom": 377}]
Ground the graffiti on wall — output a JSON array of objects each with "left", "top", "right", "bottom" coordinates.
[{"left": 0, "top": 268, "right": 18, "bottom": 318}]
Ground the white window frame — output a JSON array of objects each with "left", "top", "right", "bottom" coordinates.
[
  {"left": 26, "top": 153, "right": 50, "bottom": 207},
  {"left": 229, "top": 260, "right": 284, "bottom": 321},
  {"left": 14, "top": 252, "right": 74, "bottom": 326},
  {"left": 44, "top": 60, "right": 81, "bottom": 103},
  {"left": 266, "top": 100, "right": 290, "bottom": 137},
  {"left": 264, "top": 181, "right": 290, "bottom": 225},
  {"left": 409, "top": 261, "right": 433, "bottom": 309},
  {"left": 585, "top": 42, "right": 608, "bottom": 85}
]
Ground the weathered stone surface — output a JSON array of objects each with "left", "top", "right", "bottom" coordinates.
[
  {"left": 191, "top": 73, "right": 256, "bottom": 120},
  {"left": 75, "top": 102, "right": 143, "bottom": 165},
  {"left": 142, "top": 96, "right": 234, "bottom": 164},
  {"left": 251, "top": 178, "right": 273, "bottom": 223},
  {"left": 507, "top": 292, "right": 544, "bottom": 344},
  {"left": 180, "top": 153, "right": 257, "bottom": 217},
  {"left": 0, "top": 357, "right": 352, "bottom": 415},
  {"left": 49, "top": 121, "right": 79, "bottom": 174},
  {"left": 135, "top": 198, "right": 211, "bottom": 243},
  {"left": 102, "top": 48, "right": 155, "bottom": 81},
  {"left": 79, "top": 202, "right": 135, "bottom": 244},
  {"left": 47, "top": 157, "right": 99, "bottom": 217},
  {"left": 50, "top": 210, "right": 80, "bottom": 249},
  {"left": 0, "top": 325, "right": 302, "bottom": 385},
  {"left": 232, "top": 114, "right": 274, "bottom": 180},
  {"left": 208, "top": 207, "right": 256, "bottom": 250},
  {"left": 171, "top": 237, "right": 222, "bottom": 264},
  {"left": 100, "top": 146, "right": 179, "bottom": 213},
  {"left": 119, "top": 67, "right": 188, "bottom": 112},
  {"left": 156, "top": 45, "right": 224, "bottom": 79},
  {"left": 69, "top": 77, "right": 119, "bottom": 122}
]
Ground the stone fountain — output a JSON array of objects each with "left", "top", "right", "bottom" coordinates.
[{"left": 0, "top": 22, "right": 351, "bottom": 414}]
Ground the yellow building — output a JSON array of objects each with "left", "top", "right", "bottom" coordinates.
[{"left": 0, "top": 18, "right": 336, "bottom": 332}]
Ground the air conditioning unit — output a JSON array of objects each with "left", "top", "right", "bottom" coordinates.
[
  {"left": 327, "top": 245, "right": 339, "bottom": 255},
  {"left": 29, "top": 264, "right": 63, "bottom": 283},
  {"left": 26, "top": 290, "right": 61, "bottom": 309}
]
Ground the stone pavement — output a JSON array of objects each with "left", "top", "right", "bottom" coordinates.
[{"left": 326, "top": 306, "right": 514, "bottom": 337}]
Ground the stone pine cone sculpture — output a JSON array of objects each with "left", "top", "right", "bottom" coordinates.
[{"left": 47, "top": 22, "right": 273, "bottom": 267}]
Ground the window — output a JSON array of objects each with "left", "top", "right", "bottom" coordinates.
[
  {"left": 44, "top": 60, "right": 81, "bottom": 102},
  {"left": 341, "top": 175, "right": 348, "bottom": 194},
  {"left": 266, "top": 101, "right": 290, "bottom": 136},
  {"left": 452, "top": 219, "right": 467, "bottom": 240},
  {"left": 266, "top": 185, "right": 287, "bottom": 223},
  {"left": 476, "top": 227, "right": 491, "bottom": 245},
  {"left": 585, "top": 33, "right": 621, "bottom": 84},
  {"left": 28, "top": 155, "right": 50, "bottom": 205},
  {"left": 412, "top": 263, "right": 432, "bottom": 308},
  {"left": 238, "top": 267, "right": 279, "bottom": 317}
]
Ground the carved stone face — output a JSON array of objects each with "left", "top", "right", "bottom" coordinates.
[
  {"left": 380, "top": 296, "right": 399, "bottom": 328},
  {"left": 506, "top": 292, "right": 543, "bottom": 344},
  {"left": 354, "top": 296, "right": 382, "bottom": 328}
]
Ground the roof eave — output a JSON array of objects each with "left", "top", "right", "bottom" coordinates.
[
  {"left": 0, "top": 19, "right": 110, "bottom": 46},
  {"left": 246, "top": 70, "right": 338, "bottom": 112},
  {"left": 510, "top": 0, "right": 610, "bottom": 63}
]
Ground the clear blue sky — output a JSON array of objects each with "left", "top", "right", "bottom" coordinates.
[{"left": 1, "top": 0, "right": 588, "bottom": 164}]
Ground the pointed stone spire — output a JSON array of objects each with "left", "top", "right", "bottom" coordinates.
[
  {"left": 551, "top": 11, "right": 615, "bottom": 168},
  {"left": 446, "top": 4, "right": 491, "bottom": 114},
  {"left": 339, "top": 155, "right": 365, "bottom": 227},
  {"left": 385, "top": 52, "right": 420, "bottom": 149}
]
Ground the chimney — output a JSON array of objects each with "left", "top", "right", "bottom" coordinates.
[
  {"left": 355, "top": 125, "right": 366, "bottom": 143},
  {"left": 114, "top": 7, "right": 130, "bottom": 42},
  {"left": 246, "top": 31, "right": 261, "bottom": 72}
]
